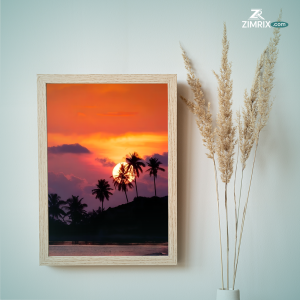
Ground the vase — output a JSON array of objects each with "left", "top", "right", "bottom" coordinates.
[{"left": 216, "top": 289, "right": 240, "bottom": 300}]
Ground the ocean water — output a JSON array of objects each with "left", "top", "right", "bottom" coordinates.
[{"left": 49, "top": 243, "right": 168, "bottom": 256}]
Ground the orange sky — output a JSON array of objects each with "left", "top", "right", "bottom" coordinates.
[
  {"left": 47, "top": 84, "right": 168, "bottom": 163},
  {"left": 47, "top": 83, "right": 168, "bottom": 210}
]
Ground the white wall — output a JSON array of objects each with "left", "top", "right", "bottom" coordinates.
[{"left": 1, "top": 0, "right": 300, "bottom": 299}]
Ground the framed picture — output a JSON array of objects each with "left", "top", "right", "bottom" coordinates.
[{"left": 38, "top": 74, "right": 177, "bottom": 266}]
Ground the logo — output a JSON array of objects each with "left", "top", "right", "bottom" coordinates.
[
  {"left": 249, "top": 9, "right": 265, "bottom": 20},
  {"left": 271, "top": 22, "right": 288, "bottom": 28},
  {"left": 242, "top": 9, "right": 270, "bottom": 28}
]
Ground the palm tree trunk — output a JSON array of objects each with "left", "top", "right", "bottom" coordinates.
[
  {"left": 102, "top": 200, "right": 103, "bottom": 213},
  {"left": 154, "top": 176, "right": 157, "bottom": 196},
  {"left": 135, "top": 178, "right": 139, "bottom": 198},
  {"left": 124, "top": 189, "right": 128, "bottom": 203}
]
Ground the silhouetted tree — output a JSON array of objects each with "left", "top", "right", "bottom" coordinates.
[
  {"left": 84, "top": 207, "right": 103, "bottom": 227},
  {"left": 126, "top": 152, "right": 145, "bottom": 198},
  {"left": 111, "top": 164, "right": 134, "bottom": 203},
  {"left": 48, "top": 193, "right": 66, "bottom": 221},
  {"left": 63, "top": 195, "right": 88, "bottom": 225},
  {"left": 146, "top": 157, "right": 165, "bottom": 196},
  {"left": 92, "top": 179, "right": 113, "bottom": 212}
]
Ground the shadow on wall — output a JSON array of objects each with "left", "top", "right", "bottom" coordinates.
[
  {"left": 177, "top": 81, "right": 217, "bottom": 268},
  {"left": 177, "top": 82, "right": 193, "bottom": 267}
]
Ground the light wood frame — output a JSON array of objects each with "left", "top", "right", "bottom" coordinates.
[{"left": 38, "top": 74, "right": 177, "bottom": 266}]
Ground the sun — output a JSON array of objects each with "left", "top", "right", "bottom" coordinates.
[{"left": 112, "top": 162, "right": 135, "bottom": 182}]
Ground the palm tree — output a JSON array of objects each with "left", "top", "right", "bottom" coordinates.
[
  {"left": 48, "top": 193, "right": 66, "bottom": 221},
  {"left": 86, "top": 207, "right": 103, "bottom": 227},
  {"left": 63, "top": 195, "right": 88, "bottom": 225},
  {"left": 111, "top": 164, "right": 134, "bottom": 203},
  {"left": 92, "top": 179, "right": 113, "bottom": 212},
  {"left": 126, "top": 152, "right": 145, "bottom": 198},
  {"left": 146, "top": 157, "right": 165, "bottom": 196}
]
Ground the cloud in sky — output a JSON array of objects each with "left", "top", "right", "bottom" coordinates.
[
  {"left": 48, "top": 143, "right": 91, "bottom": 154},
  {"left": 48, "top": 172, "right": 86, "bottom": 200},
  {"left": 95, "top": 157, "right": 116, "bottom": 167},
  {"left": 83, "top": 185, "right": 95, "bottom": 194},
  {"left": 144, "top": 152, "right": 168, "bottom": 166}
]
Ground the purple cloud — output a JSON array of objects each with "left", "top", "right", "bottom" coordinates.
[
  {"left": 95, "top": 157, "right": 115, "bottom": 167},
  {"left": 48, "top": 172, "right": 86, "bottom": 200},
  {"left": 48, "top": 143, "right": 91, "bottom": 154},
  {"left": 144, "top": 152, "right": 168, "bottom": 166},
  {"left": 83, "top": 185, "right": 95, "bottom": 194}
]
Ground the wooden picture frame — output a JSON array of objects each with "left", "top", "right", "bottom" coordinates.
[{"left": 38, "top": 74, "right": 177, "bottom": 266}]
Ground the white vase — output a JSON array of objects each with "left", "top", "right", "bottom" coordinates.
[{"left": 216, "top": 289, "right": 240, "bottom": 300}]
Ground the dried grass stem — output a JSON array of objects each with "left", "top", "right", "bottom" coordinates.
[
  {"left": 213, "top": 157, "right": 224, "bottom": 289},
  {"left": 233, "top": 141, "right": 258, "bottom": 289}
]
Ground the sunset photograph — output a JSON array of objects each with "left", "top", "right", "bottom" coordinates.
[{"left": 47, "top": 83, "right": 169, "bottom": 256}]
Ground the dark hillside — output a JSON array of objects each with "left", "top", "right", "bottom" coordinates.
[{"left": 49, "top": 196, "right": 168, "bottom": 244}]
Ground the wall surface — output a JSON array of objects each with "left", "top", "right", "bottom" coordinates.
[{"left": 1, "top": 0, "right": 300, "bottom": 299}]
